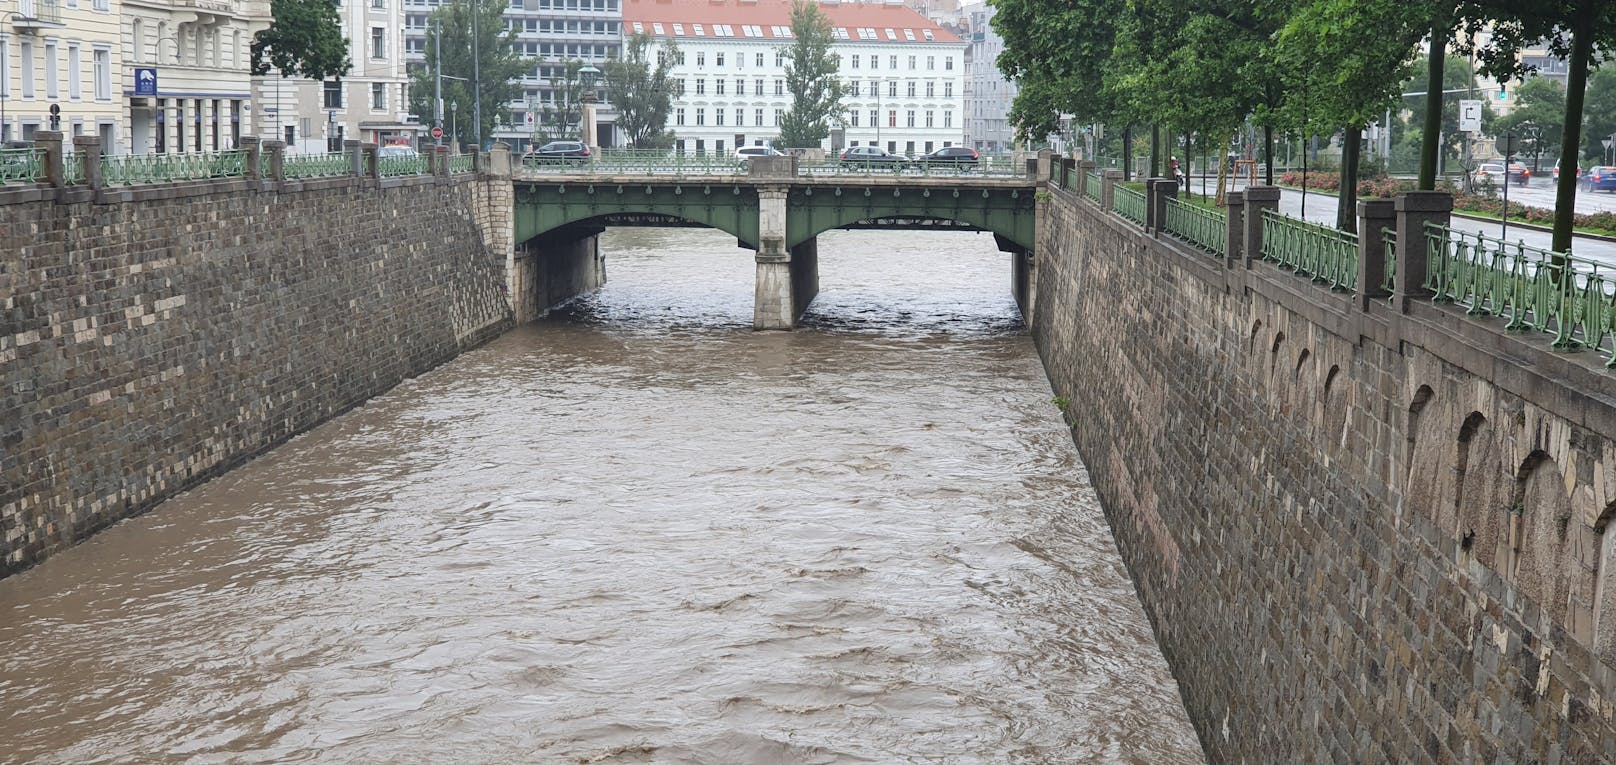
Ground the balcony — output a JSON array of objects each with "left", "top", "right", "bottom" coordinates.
[{"left": 10, "top": 0, "right": 65, "bottom": 30}]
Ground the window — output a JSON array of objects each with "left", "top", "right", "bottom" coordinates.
[
  {"left": 868, "top": 109, "right": 876, "bottom": 126},
  {"left": 93, "top": 47, "right": 110, "bottom": 99},
  {"left": 888, "top": 80, "right": 897, "bottom": 97},
  {"left": 323, "top": 80, "right": 343, "bottom": 109},
  {"left": 131, "top": 19, "right": 143, "bottom": 64},
  {"left": 943, "top": 111, "right": 952, "bottom": 128},
  {"left": 851, "top": 54, "right": 859, "bottom": 68},
  {"left": 889, "top": 55, "right": 897, "bottom": 68},
  {"left": 695, "top": 78, "right": 705, "bottom": 95},
  {"left": 925, "top": 110, "right": 933, "bottom": 127},
  {"left": 677, "top": 79, "right": 685, "bottom": 96},
  {"left": 870, "top": 55, "right": 878, "bottom": 70},
  {"left": 696, "top": 108, "right": 705, "bottom": 125},
  {"left": 926, "top": 55, "right": 934, "bottom": 70},
  {"left": 371, "top": 82, "right": 386, "bottom": 109},
  {"left": 371, "top": 27, "right": 386, "bottom": 58},
  {"left": 906, "top": 81, "right": 915, "bottom": 97},
  {"left": 696, "top": 52, "right": 705, "bottom": 66},
  {"left": 716, "top": 52, "right": 724, "bottom": 66},
  {"left": 716, "top": 79, "right": 725, "bottom": 95},
  {"left": 888, "top": 110, "right": 896, "bottom": 127},
  {"left": 945, "top": 57, "right": 953, "bottom": 71},
  {"left": 677, "top": 51, "right": 686, "bottom": 65},
  {"left": 755, "top": 78, "right": 763, "bottom": 94},
  {"left": 755, "top": 108, "right": 764, "bottom": 126},
  {"left": 850, "top": 110, "right": 859, "bottom": 127},
  {"left": 67, "top": 43, "right": 80, "bottom": 99},
  {"left": 944, "top": 82, "right": 953, "bottom": 98},
  {"left": 925, "top": 82, "right": 933, "bottom": 98},
  {"left": 20, "top": 41, "right": 33, "bottom": 98},
  {"left": 775, "top": 53, "right": 784, "bottom": 67},
  {"left": 716, "top": 110, "right": 724, "bottom": 126},
  {"left": 734, "top": 78, "right": 742, "bottom": 94},
  {"left": 734, "top": 108, "right": 742, "bottom": 126},
  {"left": 908, "top": 55, "right": 916, "bottom": 69},
  {"left": 774, "top": 79, "right": 783, "bottom": 96},
  {"left": 906, "top": 110, "right": 915, "bottom": 127},
  {"left": 756, "top": 53, "right": 764, "bottom": 67},
  {"left": 0, "top": 39, "right": 8, "bottom": 102},
  {"left": 676, "top": 107, "right": 685, "bottom": 126},
  {"left": 45, "top": 41, "right": 58, "bottom": 99},
  {"left": 774, "top": 108, "right": 782, "bottom": 124}
]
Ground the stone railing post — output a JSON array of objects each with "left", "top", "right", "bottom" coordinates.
[
  {"left": 1101, "top": 169, "right": 1122, "bottom": 210},
  {"left": 345, "top": 139, "right": 364, "bottom": 177},
  {"left": 240, "top": 136, "right": 262, "bottom": 180},
  {"left": 72, "top": 134, "right": 103, "bottom": 190},
  {"left": 1075, "top": 160, "right": 1094, "bottom": 197},
  {"left": 1145, "top": 178, "right": 1177, "bottom": 235},
  {"left": 360, "top": 142, "right": 380, "bottom": 180},
  {"left": 1356, "top": 198, "right": 1397, "bottom": 309},
  {"left": 262, "top": 140, "right": 286, "bottom": 181},
  {"left": 1393, "top": 191, "right": 1452, "bottom": 311},
  {"left": 34, "top": 131, "right": 64, "bottom": 187},
  {"left": 488, "top": 142, "right": 512, "bottom": 179},
  {"left": 1241, "top": 185, "right": 1281, "bottom": 267},
  {"left": 1035, "top": 149, "right": 1054, "bottom": 183},
  {"left": 434, "top": 145, "right": 450, "bottom": 178},
  {"left": 1224, "top": 190, "right": 1245, "bottom": 264}
]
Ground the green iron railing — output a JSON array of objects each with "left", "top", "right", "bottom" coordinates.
[
  {"left": 1112, "top": 185, "right": 1146, "bottom": 225},
  {"left": 100, "top": 150, "right": 247, "bottom": 186},
  {"left": 282, "top": 151, "right": 352, "bottom": 179},
  {"left": 64, "top": 153, "right": 85, "bottom": 185},
  {"left": 1424, "top": 224, "right": 1616, "bottom": 365},
  {"left": 1085, "top": 172, "right": 1102, "bottom": 203},
  {"left": 1260, "top": 208, "right": 1358, "bottom": 291},
  {"left": 1162, "top": 197, "right": 1228, "bottom": 257},
  {"left": 0, "top": 147, "right": 45, "bottom": 184},
  {"left": 448, "top": 154, "right": 474, "bottom": 174},
  {"left": 515, "top": 148, "right": 1026, "bottom": 178},
  {"left": 1381, "top": 227, "right": 1397, "bottom": 293},
  {"left": 378, "top": 152, "right": 428, "bottom": 176}
]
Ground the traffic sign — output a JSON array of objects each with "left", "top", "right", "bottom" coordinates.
[
  {"left": 431, "top": 126, "right": 444, "bottom": 139},
  {"left": 524, "top": 111, "right": 535, "bottom": 126},
  {"left": 1495, "top": 132, "right": 1521, "bottom": 157},
  {"left": 1458, "top": 100, "right": 1482, "bottom": 133}
]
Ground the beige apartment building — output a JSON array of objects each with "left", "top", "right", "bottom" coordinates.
[
  {"left": 2, "top": 0, "right": 124, "bottom": 149},
  {"left": 120, "top": 0, "right": 268, "bottom": 154}
]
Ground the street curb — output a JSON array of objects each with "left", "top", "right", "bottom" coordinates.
[{"left": 1450, "top": 211, "right": 1616, "bottom": 244}]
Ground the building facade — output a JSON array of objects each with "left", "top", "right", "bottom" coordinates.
[
  {"left": 960, "top": 2, "right": 1012, "bottom": 154},
  {"left": 625, "top": 0, "right": 966, "bottom": 157},
  {"left": 402, "top": 0, "right": 621, "bottom": 148},
  {"left": 119, "top": 0, "right": 267, "bottom": 154},
  {"left": 254, "top": 0, "right": 415, "bottom": 152},
  {"left": 2, "top": 0, "right": 125, "bottom": 149}
]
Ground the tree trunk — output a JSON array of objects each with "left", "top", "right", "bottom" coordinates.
[
  {"left": 1419, "top": 24, "right": 1447, "bottom": 190},
  {"left": 1552, "top": 7, "right": 1594, "bottom": 257},
  {"left": 1264, "top": 125, "right": 1274, "bottom": 185},
  {"left": 1339, "top": 126, "right": 1362, "bottom": 233}
]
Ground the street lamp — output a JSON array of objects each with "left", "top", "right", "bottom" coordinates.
[
  {"left": 578, "top": 63, "right": 600, "bottom": 150},
  {"left": 450, "top": 101, "right": 458, "bottom": 151}
]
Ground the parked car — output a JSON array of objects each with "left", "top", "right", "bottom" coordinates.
[
  {"left": 915, "top": 146, "right": 979, "bottom": 170},
  {"left": 1476, "top": 162, "right": 1529, "bottom": 187},
  {"left": 526, "top": 140, "right": 592, "bottom": 164},
  {"left": 734, "top": 145, "right": 783, "bottom": 163},
  {"left": 837, "top": 145, "right": 905, "bottom": 170},
  {"left": 1584, "top": 166, "right": 1616, "bottom": 192}
]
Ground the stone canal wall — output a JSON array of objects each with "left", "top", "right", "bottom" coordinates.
[
  {"left": 1, "top": 174, "right": 515, "bottom": 576},
  {"left": 1033, "top": 185, "right": 1616, "bottom": 761}
]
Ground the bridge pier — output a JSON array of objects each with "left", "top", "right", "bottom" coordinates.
[
  {"left": 753, "top": 186, "right": 818, "bottom": 330},
  {"left": 511, "top": 227, "right": 607, "bottom": 323}
]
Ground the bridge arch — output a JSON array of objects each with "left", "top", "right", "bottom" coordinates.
[
  {"left": 783, "top": 185, "right": 1037, "bottom": 251},
  {"left": 513, "top": 182, "right": 761, "bottom": 247}
]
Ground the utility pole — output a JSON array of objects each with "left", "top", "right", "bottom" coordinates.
[
  {"left": 434, "top": 20, "right": 443, "bottom": 146},
  {"left": 471, "top": 0, "right": 482, "bottom": 150}
]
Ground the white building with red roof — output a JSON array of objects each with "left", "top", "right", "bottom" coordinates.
[{"left": 623, "top": 0, "right": 966, "bottom": 156}]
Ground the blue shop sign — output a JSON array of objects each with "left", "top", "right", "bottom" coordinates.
[{"left": 134, "top": 68, "right": 158, "bottom": 96}]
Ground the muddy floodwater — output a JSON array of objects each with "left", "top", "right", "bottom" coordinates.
[{"left": 0, "top": 228, "right": 1204, "bottom": 763}]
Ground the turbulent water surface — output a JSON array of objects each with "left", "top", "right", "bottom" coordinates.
[{"left": 0, "top": 228, "right": 1204, "bottom": 763}]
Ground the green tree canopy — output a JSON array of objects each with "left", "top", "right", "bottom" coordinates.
[
  {"left": 602, "top": 33, "right": 680, "bottom": 149},
  {"left": 1582, "top": 68, "right": 1616, "bottom": 165},
  {"left": 776, "top": 0, "right": 846, "bottom": 149},
  {"left": 1494, "top": 77, "right": 1566, "bottom": 169},
  {"left": 251, "top": 0, "right": 350, "bottom": 81},
  {"left": 534, "top": 60, "right": 586, "bottom": 143},
  {"left": 405, "top": 0, "right": 526, "bottom": 147}
]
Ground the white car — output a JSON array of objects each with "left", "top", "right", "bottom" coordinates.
[{"left": 735, "top": 145, "right": 783, "bottom": 162}]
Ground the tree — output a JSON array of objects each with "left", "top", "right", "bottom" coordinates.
[
  {"left": 1494, "top": 77, "right": 1566, "bottom": 171},
  {"left": 251, "top": 0, "right": 350, "bottom": 81},
  {"left": 406, "top": 0, "right": 526, "bottom": 147},
  {"left": 1461, "top": 0, "right": 1616, "bottom": 253},
  {"left": 602, "top": 33, "right": 680, "bottom": 149},
  {"left": 1394, "top": 54, "right": 1497, "bottom": 175},
  {"left": 776, "top": 0, "right": 846, "bottom": 149},
  {"left": 534, "top": 61, "right": 586, "bottom": 143},
  {"left": 1582, "top": 68, "right": 1616, "bottom": 165}
]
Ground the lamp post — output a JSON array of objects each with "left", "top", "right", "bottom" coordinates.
[
  {"left": 470, "top": 0, "right": 481, "bottom": 150},
  {"left": 578, "top": 63, "right": 600, "bottom": 152},
  {"left": 327, "top": 109, "right": 338, "bottom": 152},
  {"left": 433, "top": 19, "right": 443, "bottom": 146},
  {"left": 451, "top": 101, "right": 458, "bottom": 151}
]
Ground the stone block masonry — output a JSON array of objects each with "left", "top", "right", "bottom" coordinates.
[
  {"left": 1034, "top": 184, "right": 1616, "bottom": 761},
  {"left": 1, "top": 175, "right": 516, "bottom": 576}
]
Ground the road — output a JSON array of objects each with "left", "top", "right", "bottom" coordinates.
[{"left": 1217, "top": 179, "right": 1616, "bottom": 266}]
